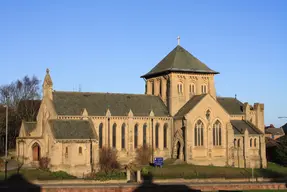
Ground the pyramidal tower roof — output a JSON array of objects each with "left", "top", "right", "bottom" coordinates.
[{"left": 141, "top": 44, "right": 219, "bottom": 79}]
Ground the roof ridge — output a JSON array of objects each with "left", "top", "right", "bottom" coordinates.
[
  {"left": 174, "top": 94, "right": 207, "bottom": 118},
  {"left": 217, "top": 96, "right": 244, "bottom": 104},
  {"left": 169, "top": 45, "right": 180, "bottom": 70},
  {"left": 217, "top": 96, "right": 238, "bottom": 99},
  {"left": 141, "top": 45, "right": 218, "bottom": 78},
  {"left": 53, "top": 91, "right": 159, "bottom": 97},
  {"left": 51, "top": 119, "right": 89, "bottom": 122},
  {"left": 243, "top": 120, "right": 263, "bottom": 134}
]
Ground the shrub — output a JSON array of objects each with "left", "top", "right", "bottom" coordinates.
[
  {"left": 39, "top": 157, "right": 51, "bottom": 170},
  {"left": 51, "top": 171, "right": 76, "bottom": 179},
  {"left": 135, "top": 144, "right": 152, "bottom": 165},
  {"left": 266, "top": 137, "right": 287, "bottom": 167},
  {"left": 85, "top": 171, "right": 126, "bottom": 181},
  {"left": 141, "top": 167, "right": 149, "bottom": 176},
  {"left": 99, "top": 147, "right": 120, "bottom": 173}
]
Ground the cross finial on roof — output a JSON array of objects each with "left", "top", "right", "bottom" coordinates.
[
  {"left": 177, "top": 36, "right": 180, "bottom": 45},
  {"left": 46, "top": 68, "right": 50, "bottom": 74},
  {"left": 235, "top": 94, "right": 237, "bottom": 99}
]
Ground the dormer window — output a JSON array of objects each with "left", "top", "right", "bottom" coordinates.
[{"left": 177, "top": 83, "right": 184, "bottom": 95}]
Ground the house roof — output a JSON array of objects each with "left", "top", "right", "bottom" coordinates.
[
  {"left": 265, "top": 127, "right": 285, "bottom": 135},
  {"left": 23, "top": 121, "right": 37, "bottom": 134},
  {"left": 141, "top": 45, "right": 219, "bottom": 79},
  {"left": 217, "top": 97, "right": 244, "bottom": 115},
  {"left": 231, "top": 120, "right": 263, "bottom": 135},
  {"left": 174, "top": 94, "right": 207, "bottom": 119},
  {"left": 49, "top": 119, "right": 97, "bottom": 140},
  {"left": 52, "top": 91, "right": 170, "bottom": 117},
  {"left": 265, "top": 137, "right": 281, "bottom": 148}
]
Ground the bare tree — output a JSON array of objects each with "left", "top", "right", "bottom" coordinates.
[
  {"left": 0, "top": 75, "right": 41, "bottom": 152},
  {"left": 0, "top": 75, "right": 40, "bottom": 108},
  {"left": 17, "top": 100, "right": 41, "bottom": 122}
]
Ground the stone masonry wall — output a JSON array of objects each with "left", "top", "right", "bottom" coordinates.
[{"left": 39, "top": 183, "right": 287, "bottom": 192}]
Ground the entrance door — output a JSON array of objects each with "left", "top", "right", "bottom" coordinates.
[{"left": 32, "top": 143, "right": 40, "bottom": 161}]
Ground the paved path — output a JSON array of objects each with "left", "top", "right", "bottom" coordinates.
[
  {"left": 0, "top": 159, "right": 19, "bottom": 171},
  {"left": 38, "top": 181, "right": 287, "bottom": 187}
]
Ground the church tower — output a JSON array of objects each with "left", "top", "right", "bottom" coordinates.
[
  {"left": 42, "top": 68, "right": 53, "bottom": 100},
  {"left": 141, "top": 37, "right": 219, "bottom": 116}
]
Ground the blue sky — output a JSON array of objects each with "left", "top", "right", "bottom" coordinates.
[{"left": 0, "top": 1, "right": 286, "bottom": 127}]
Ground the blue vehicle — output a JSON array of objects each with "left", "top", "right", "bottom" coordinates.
[{"left": 153, "top": 157, "right": 163, "bottom": 168}]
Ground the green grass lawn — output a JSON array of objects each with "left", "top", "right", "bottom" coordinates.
[
  {"left": 145, "top": 160, "right": 287, "bottom": 179},
  {"left": 1, "top": 160, "right": 287, "bottom": 181},
  {"left": 243, "top": 191, "right": 287, "bottom": 192},
  {"left": 0, "top": 168, "right": 76, "bottom": 181}
]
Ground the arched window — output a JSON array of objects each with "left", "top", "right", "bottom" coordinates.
[
  {"left": 134, "top": 124, "right": 138, "bottom": 148},
  {"left": 201, "top": 84, "right": 207, "bottom": 94},
  {"left": 79, "top": 146, "right": 82, "bottom": 154},
  {"left": 65, "top": 146, "right": 68, "bottom": 158},
  {"left": 159, "top": 79, "right": 162, "bottom": 96},
  {"left": 112, "top": 123, "right": 117, "bottom": 148},
  {"left": 155, "top": 123, "right": 160, "bottom": 148},
  {"left": 233, "top": 139, "right": 236, "bottom": 147},
  {"left": 143, "top": 123, "right": 147, "bottom": 146},
  {"left": 189, "top": 84, "right": 196, "bottom": 96},
  {"left": 99, "top": 123, "right": 103, "bottom": 148},
  {"left": 177, "top": 83, "right": 183, "bottom": 95},
  {"left": 212, "top": 120, "right": 222, "bottom": 146},
  {"left": 254, "top": 138, "right": 257, "bottom": 147},
  {"left": 194, "top": 120, "right": 204, "bottom": 146},
  {"left": 163, "top": 123, "right": 168, "bottom": 148},
  {"left": 237, "top": 139, "right": 240, "bottom": 147},
  {"left": 192, "top": 84, "right": 195, "bottom": 94},
  {"left": 250, "top": 138, "right": 253, "bottom": 147},
  {"left": 151, "top": 81, "right": 154, "bottom": 95},
  {"left": 121, "top": 123, "right": 126, "bottom": 149}
]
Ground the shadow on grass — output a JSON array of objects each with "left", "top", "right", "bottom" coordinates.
[
  {"left": 133, "top": 172, "right": 201, "bottom": 192},
  {"left": 0, "top": 173, "right": 41, "bottom": 192},
  {"left": 255, "top": 168, "right": 286, "bottom": 179}
]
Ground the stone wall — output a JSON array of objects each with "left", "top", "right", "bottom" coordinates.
[{"left": 38, "top": 183, "right": 287, "bottom": 192}]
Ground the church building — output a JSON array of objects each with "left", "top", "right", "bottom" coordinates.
[{"left": 16, "top": 40, "right": 267, "bottom": 177}]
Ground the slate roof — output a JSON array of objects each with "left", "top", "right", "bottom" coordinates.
[
  {"left": 265, "top": 137, "right": 281, "bottom": 148},
  {"left": 265, "top": 127, "right": 285, "bottom": 135},
  {"left": 217, "top": 97, "right": 244, "bottom": 115},
  {"left": 231, "top": 120, "right": 263, "bottom": 135},
  {"left": 50, "top": 119, "right": 97, "bottom": 140},
  {"left": 52, "top": 91, "right": 169, "bottom": 117},
  {"left": 141, "top": 45, "right": 219, "bottom": 78},
  {"left": 23, "top": 121, "right": 37, "bottom": 134},
  {"left": 174, "top": 94, "right": 207, "bottom": 119}
]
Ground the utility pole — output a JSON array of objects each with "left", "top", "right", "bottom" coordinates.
[{"left": 151, "top": 118, "right": 154, "bottom": 164}]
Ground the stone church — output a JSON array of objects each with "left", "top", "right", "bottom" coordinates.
[{"left": 16, "top": 41, "right": 267, "bottom": 176}]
